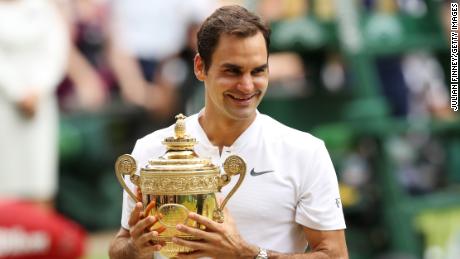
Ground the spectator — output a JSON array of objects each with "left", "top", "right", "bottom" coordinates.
[
  {"left": 108, "top": 0, "right": 215, "bottom": 122},
  {"left": 57, "top": 0, "right": 110, "bottom": 112},
  {"left": 0, "top": 0, "right": 69, "bottom": 208}
]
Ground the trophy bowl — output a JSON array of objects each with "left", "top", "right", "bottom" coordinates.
[{"left": 115, "top": 114, "right": 246, "bottom": 258}]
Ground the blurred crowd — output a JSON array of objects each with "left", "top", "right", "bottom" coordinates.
[
  {"left": 0, "top": 0, "right": 457, "bottom": 258},
  {"left": 2, "top": 0, "right": 453, "bottom": 126}
]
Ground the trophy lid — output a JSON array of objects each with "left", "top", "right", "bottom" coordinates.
[{"left": 144, "top": 114, "right": 219, "bottom": 174}]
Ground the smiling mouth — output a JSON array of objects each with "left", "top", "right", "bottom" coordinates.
[{"left": 226, "top": 92, "right": 259, "bottom": 101}]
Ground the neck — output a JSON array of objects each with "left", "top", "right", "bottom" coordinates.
[{"left": 199, "top": 109, "right": 256, "bottom": 152}]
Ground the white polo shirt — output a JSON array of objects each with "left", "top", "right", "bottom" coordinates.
[{"left": 121, "top": 111, "right": 346, "bottom": 254}]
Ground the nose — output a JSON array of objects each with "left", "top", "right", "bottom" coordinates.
[{"left": 236, "top": 73, "right": 254, "bottom": 93}]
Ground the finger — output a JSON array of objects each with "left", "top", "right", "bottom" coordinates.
[
  {"left": 135, "top": 230, "right": 159, "bottom": 247},
  {"left": 144, "top": 199, "right": 156, "bottom": 216},
  {"left": 188, "top": 212, "right": 221, "bottom": 232},
  {"left": 130, "top": 216, "right": 157, "bottom": 239},
  {"left": 176, "top": 251, "right": 209, "bottom": 259},
  {"left": 176, "top": 224, "right": 217, "bottom": 242},
  {"left": 128, "top": 202, "right": 143, "bottom": 227},
  {"left": 138, "top": 243, "right": 163, "bottom": 256},
  {"left": 136, "top": 187, "right": 142, "bottom": 202},
  {"left": 152, "top": 225, "right": 167, "bottom": 234},
  {"left": 171, "top": 237, "right": 209, "bottom": 251}
]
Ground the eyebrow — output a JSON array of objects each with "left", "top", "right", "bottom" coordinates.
[
  {"left": 253, "top": 64, "right": 268, "bottom": 71},
  {"left": 221, "top": 63, "right": 268, "bottom": 71}
]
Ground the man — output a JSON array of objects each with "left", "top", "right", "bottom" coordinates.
[{"left": 109, "top": 5, "right": 347, "bottom": 259}]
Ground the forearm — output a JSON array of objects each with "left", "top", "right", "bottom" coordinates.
[
  {"left": 67, "top": 46, "right": 99, "bottom": 85},
  {"left": 268, "top": 250, "right": 345, "bottom": 259},
  {"left": 108, "top": 44, "right": 146, "bottom": 106},
  {"left": 264, "top": 241, "right": 349, "bottom": 259},
  {"left": 236, "top": 242, "right": 345, "bottom": 259}
]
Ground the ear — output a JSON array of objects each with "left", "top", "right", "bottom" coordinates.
[{"left": 194, "top": 54, "right": 206, "bottom": 81}]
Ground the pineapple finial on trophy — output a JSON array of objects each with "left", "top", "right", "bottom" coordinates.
[{"left": 175, "top": 113, "right": 186, "bottom": 139}]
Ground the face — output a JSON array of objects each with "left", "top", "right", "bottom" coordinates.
[{"left": 195, "top": 32, "right": 269, "bottom": 123}]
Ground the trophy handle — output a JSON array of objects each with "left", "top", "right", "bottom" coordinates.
[
  {"left": 115, "top": 154, "right": 140, "bottom": 203},
  {"left": 214, "top": 155, "right": 246, "bottom": 223}
]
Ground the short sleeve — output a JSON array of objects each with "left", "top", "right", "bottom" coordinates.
[
  {"left": 295, "top": 142, "right": 346, "bottom": 230},
  {"left": 120, "top": 140, "right": 143, "bottom": 230}
]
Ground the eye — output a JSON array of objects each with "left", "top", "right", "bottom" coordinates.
[
  {"left": 251, "top": 67, "right": 266, "bottom": 76},
  {"left": 225, "top": 68, "right": 241, "bottom": 75}
]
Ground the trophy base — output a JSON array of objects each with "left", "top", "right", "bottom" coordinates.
[
  {"left": 154, "top": 235, "right": 200, "bottom": 258},
  {"left": 159, "top": 241, "right": 195, "bottom": 258}
]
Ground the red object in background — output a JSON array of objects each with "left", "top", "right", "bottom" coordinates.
[{"left": 0, "top": 200, "right": 86, "bottom": 259}]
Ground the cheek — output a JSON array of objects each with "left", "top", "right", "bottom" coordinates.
[
  {"left": 253, "top": 77, "right": 269, "bottom": 90},
  {"left": 215, "top": 77, "right": 237, "bottom": 90}
]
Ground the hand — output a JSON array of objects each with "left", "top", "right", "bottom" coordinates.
[
  {"left": 143, "top": 83, "right": 178, "bottom": 120},
  {"left": 172, "top": 210, "right": 258, "bottom": 259},
  {"left": 74, "top": 73, "right": 107, "bottom": 111},
  {"left": 127, "top": 202, "right": 164, "bottom": 258},
  {"left": 17, "top": 90, "right": 39, "bottom": 118}
]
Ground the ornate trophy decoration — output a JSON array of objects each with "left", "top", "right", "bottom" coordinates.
[{"left": 115, "top": 114, "right": 246, "bottom": 258}]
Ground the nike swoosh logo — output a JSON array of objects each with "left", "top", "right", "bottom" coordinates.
[{"left": 250, "top": 168, "right": 274, "bottom": 176}]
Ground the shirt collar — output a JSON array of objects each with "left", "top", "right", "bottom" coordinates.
[{"left": 187, "top": 109, "right": 261, "bottom": 152}]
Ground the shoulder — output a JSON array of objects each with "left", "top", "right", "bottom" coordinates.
[
  {"left": 130, "top": 125, "right": 174, "bottom": 165},
  {"left": 137, "top": 125, "right": 173, "bottom": 147},
  {"left": 259, "top": 114, "right": 325, "bottom": 153}
]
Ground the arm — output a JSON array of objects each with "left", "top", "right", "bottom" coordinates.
[
  {"left": 67, "top": 44, "right": 107, "bottom": 110},
  {"left": 107, "top": 3, "right": 179, "bottom": 116},
  {"left": 107, "top": 4, "right": 148, "bottom": 108},
  {"left": 173, "top": 212, "right": 348, "bottom": 259},
  {"left": 267, "top": 227, "right": 348, "bottom": 259},
  {"left": 107, "top": 41, "right": 147, "bottom": 108},
  {"left": 107, "top": 38, "right": 179, "bottom": 117},
  {"left": 109, "top": 202, "right": 163, "bottom": 259}
]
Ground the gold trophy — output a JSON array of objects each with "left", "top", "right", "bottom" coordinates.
[{"left": 115, "top": 114, "right": 246, "bottom": 258}]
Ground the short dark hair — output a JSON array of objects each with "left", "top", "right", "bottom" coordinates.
[{"left": 197, "top": 5, "right": 270, "bottom": 72}]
